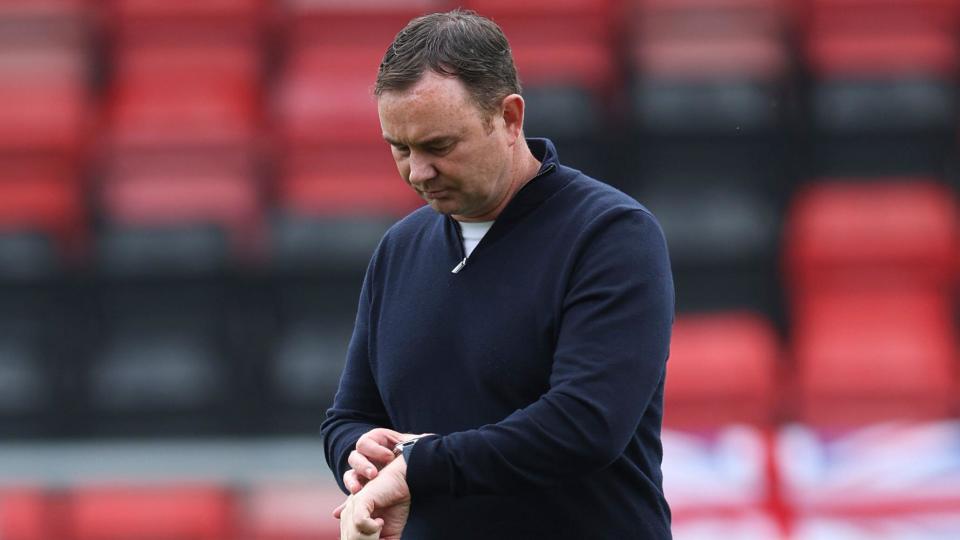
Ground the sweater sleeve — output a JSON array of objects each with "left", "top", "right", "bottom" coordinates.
[
  {"left": 320, "top": 252, "right": 393, "bottom": 495},
  {"left": 406, "top": 209, "right": 674, "bottom": 496}
]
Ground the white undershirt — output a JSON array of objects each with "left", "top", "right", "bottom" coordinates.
[{"left": 458, "top": 220, "right": 494, "bottom": 257}]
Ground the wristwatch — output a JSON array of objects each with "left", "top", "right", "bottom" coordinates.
[{"left": 393, "top": 435, "right": 426, "bottom": 462}]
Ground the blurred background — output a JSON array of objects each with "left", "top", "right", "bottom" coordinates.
[{"left": 0, "top": 0, "right": 958, "bottom": 538}]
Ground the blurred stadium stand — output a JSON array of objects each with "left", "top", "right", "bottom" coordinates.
[{"left": 0, "top": 0, "right": 958, "bottom": 538}]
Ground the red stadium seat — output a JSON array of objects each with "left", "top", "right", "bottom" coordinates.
[
  {"left": 792, "top": 290, "right": 956, "bottom": 426},
  {"left": 112, "top": 43, "right": 260, "bottom": 86},
  {"left": 106, "top": 44, "right": 260, "bottom": 149},
  {"left": 634, "top": 0, "right": 790, "bottom": 38},
  {"left": 108, "top": 81, "right": 258, "bottom": 149},
  {"left": 802, "top": 0, "right": 959, "bottom": 34},
  {"left": 104, "top": 0, "right": 266, "bottom": 46},
  {"left": 279, "top": 145, "right": 421, "bottom": 218},
  {"left": 628, "top": 0, "right": 789, "bottom": 133},
  {"left": 66, "top": 485, "right": 235, "bottom": 540},
  {"left": 466, "top": 0, "right": 619, "bottom": 94},
  {"left": 100, "top": 153, "right": 263, "bottom": 256},
  {"left": 665, "top": 312, "right": 780, "bottom": 428},
  {"left": 0, "top": 0, "right": 90, "bottom": 47},
  {"left": 0, "top": 84, "right": 90, "bottom": 156},
  {"left": 806, "top": 31, "right": 957, "bottom": 77},
  {"left": 0, "top": 158, "right": 85, "bottom": 257},
  {"left": 784, "top": 180, "right": 958, "bottom": 294},
  {"left": 466, "top": 0, "right": 617, "bottom": 44},
  {"left": 285, "top": 0, "right": 447, "bottom": 48},
  {"left": 512, "top": 42, "right": 617, "bottom": 93},
  {"left": 274, "top": 46, "right": 384, "bottom": 146},
  {"left": 635, "top": 33, "right": 787, "bottom": 80},
  {"left": 0, "top": 489, "right": 49, "bottom": 540},
  {"left": 0, "top": 41, "right": 92, "bottom": 155},
  {"left": 242, "top": 482, "right": 344, "bottom": 540}
]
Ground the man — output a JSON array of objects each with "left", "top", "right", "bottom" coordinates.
[{"left": 321, "top": 9, "right": 674, "bottom": 540}]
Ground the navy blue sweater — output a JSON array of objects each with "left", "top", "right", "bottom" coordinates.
[{"left": 321, "top": 139, "right": 674, "bottom": 539}]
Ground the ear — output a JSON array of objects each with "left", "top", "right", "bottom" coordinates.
[{"left": 500, "top": 94, "right": 525, "bottom": 145}]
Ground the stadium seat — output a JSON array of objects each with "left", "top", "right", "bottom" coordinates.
[
  {"left": 629, "top": 0, "right": 788, "bottom": 134},
  {"left": 808, "top": 33, "right": 956, "bottom": 133},
  {"left": 98, "top": 152, "right": 263, "bottom": 269},
  {"left": 0, "top": 0, "right": 90, "bottom": 49},
  {"left": 274, "top": 45, "right": 385, "bottom": 147},
  {"left": 803, "top": 0, "right": 958, "bottom": 135},
  {"left": 0, "top": 0, "right": 91, "bottom": 163},
  {"left": 792, "top": 290, "right": 956, "bottom": 426},
  {"left": 511, "top": 43, "right": 615, "bottom": 142},
  {"left": 665, "top": 312, "right": 780, "bottom": 428},
  {"left": 284, "top": 0, "right": 447, "bottom": 48},
  {"left": 83, "top": 275, "right": 241, "bottom": 436},
  {"left": 0, "top": 322, "right": 54, "bottom": 436},
  {"left": 466, "top": 0, "right": 619, "bottom": 151},
  {"left": 0, "top": 489, "right": 49, "bottom": 540},
  {"left": 627, "top": 145, "right": 784, "bottom": 314},
  {"left": 263, "top": 283, "right": 358, "bottom": 433},
  {"left": 66, "top": 485, "right": 235, "bottom": 540},
  {"left": 266, "top": 200, "right": 382, "bottom": 433},
  {"left": 0, "top": 162, "right": 83, "bottom": 436},
  {"left": 279, "top": 146, "right": 419, "bottom": 218},
  {"left": 86, "top": 154, "right": 262, "bottom": 435},
  {"left": 104, "top": 0, "right": 266, "bottom": 47},
  {"left": 801, "top": 0, "right": 959, "bottom": 35},
  {"left": 106, "top": 43, "right": 261, "bottom": 149},
  {"left": 784, "top": 180, "right": 958, "bottom": 295},
  {"left": 242, "top": 482, "right": 343, "bottom": 539},
  {"left": 0, "top": 158, "right": 85, "bottom": 274},
  {"left": 466, "top": 0, "right": 617, "bottom": 46}
]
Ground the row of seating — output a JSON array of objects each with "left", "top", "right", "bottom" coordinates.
[
  {"left": 0, "top": 483, "right": 342, "bottom": 540},
  {"left": 0, "top": 171, "right": 955, "bottom": 272},
  {"left": 1, "top": 297, "right": 956, "bottom": 438},
  {"left": 3, "top": 0, "right": 958, "bottom": 156}
]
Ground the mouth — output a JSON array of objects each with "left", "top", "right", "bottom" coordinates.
[{"left": 422, "top": 189, "right": 450, "bottom": 199}]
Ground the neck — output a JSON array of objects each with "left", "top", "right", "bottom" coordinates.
[{"left": 454, "top": 139, "right": 542, "bottom": 223}]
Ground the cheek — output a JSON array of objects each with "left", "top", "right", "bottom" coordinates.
[{"left": 393, "top": 159, "right": 411, "bottom": 182}]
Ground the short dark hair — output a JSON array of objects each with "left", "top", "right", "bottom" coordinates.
[{"left": 375, "top": 9, "right": 521, "bottom": 118}]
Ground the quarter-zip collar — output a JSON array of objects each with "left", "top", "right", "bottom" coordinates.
[{"left": 446, "top": 137, "right": 568, "bottom": 273}]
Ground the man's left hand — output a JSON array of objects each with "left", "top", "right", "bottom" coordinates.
[{"left": 338, "top": 455, "right": 411, "bottom": 540}]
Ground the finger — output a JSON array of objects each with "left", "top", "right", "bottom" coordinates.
[
  {"left": 348, "top": 450, "right": 379, "bottom": 480},
  {"left": 362, "top": 428, "right": 405, "bottom": 447},
  {"left": 343, "top": 469, "right": 368, "bottom": 495},
  {"left": 350, "top": 497, "right": 382, "bottom": 537},
  {"left": 356, "top": 436, "right": 398, "bottom": 465},
  {"left": 355, "top": 515, "right": 383, "bottom": 536},
  {"left": 332, "top": 501, "right": 346, "bottom": 519}
]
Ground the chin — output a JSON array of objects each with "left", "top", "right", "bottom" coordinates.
[{"left": 426, "top": 199, "right": 458, "bottom": 214}]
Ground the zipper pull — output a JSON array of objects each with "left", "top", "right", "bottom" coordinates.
[{"left": 451, "top": 257, "right": 467, "bottom": 274}]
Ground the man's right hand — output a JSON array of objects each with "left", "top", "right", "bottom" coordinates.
[{"left": 343, "top": 428, "right": 428, "bottom": 495}]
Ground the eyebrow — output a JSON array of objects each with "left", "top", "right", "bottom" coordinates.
[{"left": 383, "top": 135, "right": 455, "bottom": 148}]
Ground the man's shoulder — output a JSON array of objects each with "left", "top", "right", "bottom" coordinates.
[
  {"left": 378, "top": 204, "right": 438, "bottom": 249},
  {"left": 558, "top": 165, "right": 657, "bottom": 222}
]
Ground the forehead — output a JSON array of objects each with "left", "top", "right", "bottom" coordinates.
[{"left": 377, "top": 71, "right": 486, "bottom": 143}]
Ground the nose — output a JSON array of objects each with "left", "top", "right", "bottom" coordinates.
[{"left": 407, "top": 151, "right": 437, "bottom": 187}]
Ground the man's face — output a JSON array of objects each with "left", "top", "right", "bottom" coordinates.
[{"left": 378, "top": 71, "right": 513, "bottom": 221}]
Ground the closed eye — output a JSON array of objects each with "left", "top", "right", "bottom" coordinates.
[{"left": 427, "top": 142, "right": 454, "bottom": 155}]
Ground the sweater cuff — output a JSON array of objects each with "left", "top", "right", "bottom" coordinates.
[{"left": 405, "top": 434, "right": 451, "bottom": 497}]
